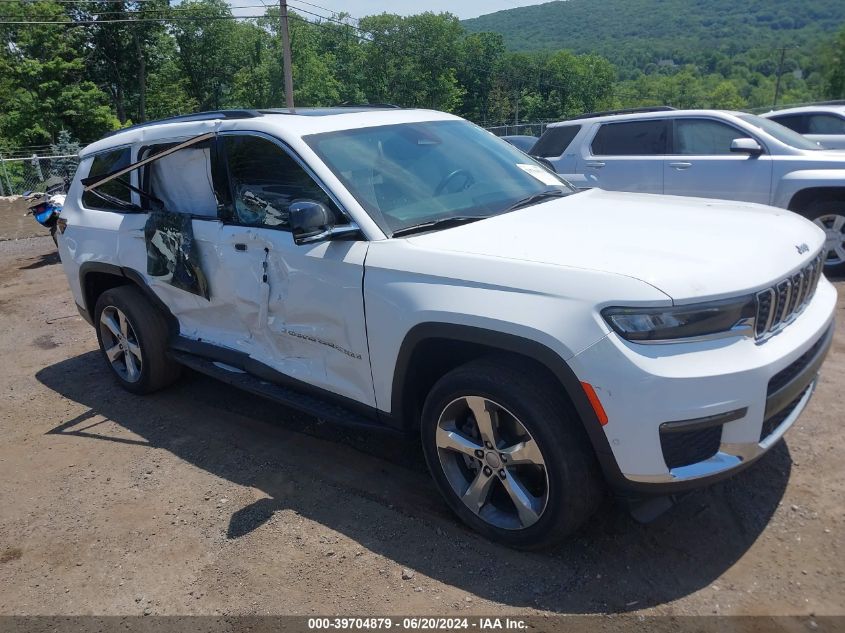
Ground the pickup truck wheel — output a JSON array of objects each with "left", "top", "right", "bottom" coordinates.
[
  {"left": 803, "top": 200, "right": 845, "bottom": 276},
  {"left": 94, "top": 286, "right": 181, "bottom": 395},
  {"left": 421, "top": 357, "right": 603, "bottom": 549}
]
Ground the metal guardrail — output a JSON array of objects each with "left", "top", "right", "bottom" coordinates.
[{"left": 485, "top": 122, "right": 551, "bottom": 138}]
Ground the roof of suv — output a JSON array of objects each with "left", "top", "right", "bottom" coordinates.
[
  {"left": 547, "top": 108, "right": 747, "bottom": 127},
  {"left": 760, "top": 104, "right": 845, "bottom": 118},
  {"left": 79, "top": 107, "right": 455, "bottom": 158}
]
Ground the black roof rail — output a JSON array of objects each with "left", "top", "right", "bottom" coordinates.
[
  {"left": 335, "top": 102, "right": 401, "bottom": 108},
  {"left": 104, "top": 110, "right": 262, "bottom": 138},
  {"left": 566, "top": 106, "right": 676, "bottom": 121}
]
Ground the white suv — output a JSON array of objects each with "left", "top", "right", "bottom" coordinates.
[
  {"left": 57, "top": 107, "right": 836, "bottom": 548},
  {"left": 532, "top": 108, "right": 845, "bottom": 274}
]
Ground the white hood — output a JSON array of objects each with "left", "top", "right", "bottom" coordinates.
[{"left": 407, "top": 189, "right": 826, "bottom": 302}]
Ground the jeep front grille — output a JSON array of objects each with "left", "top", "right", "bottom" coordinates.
[{"left": 754, "top": 253, "right": 824, "bottom": 340}]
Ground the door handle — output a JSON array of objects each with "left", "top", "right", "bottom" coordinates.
[
  {"left": 669, "top": 162, "right": 692, "bottom": 170},
  {"left": 234, "top": 243, "right": 247, "bottom": 251},
  {"left": 586, "top": 161, "right": 606, "bottom": 168}
]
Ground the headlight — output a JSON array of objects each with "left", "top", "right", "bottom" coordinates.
[{"left": 602, "top": 296, "right": 756, "bottom": 343}]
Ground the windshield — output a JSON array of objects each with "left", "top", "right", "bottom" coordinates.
[
  {"left": 304, "top": 120, "right": 575, "bottom": 235},
  {"left": 737, "top": 114, "right": 822, "bottom": 151}
]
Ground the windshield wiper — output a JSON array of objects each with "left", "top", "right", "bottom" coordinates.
[
  {"left": 391, "top": 216, "right": 487, "bottom": 238},
  {"left": 502, "top": 188, "right": 569, "bottom": 213}
]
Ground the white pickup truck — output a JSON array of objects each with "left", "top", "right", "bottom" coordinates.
[
  {"left": 532, "top": 107, "right": 845, "bottom": 275},
  {"left": 56, "top": 107, "right": 835, "bottom": 548}
]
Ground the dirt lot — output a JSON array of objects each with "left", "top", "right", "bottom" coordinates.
[
  {"left": 0, "top": 196, "right": 50, "bottom": 241},
  {"left": 0, "top": 233, "right": 842, "bottom": 618}
]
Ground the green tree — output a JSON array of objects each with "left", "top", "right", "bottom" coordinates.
[
  {"left": 170, "top": 0, "right": 245, "bottom": 110},
  {"left": 0, "top": 0, "right": 117, "bottom": 146},
  {"left": 358, "top": 13, "right": 465, "bottom": 110},
  {"left": 456, "top": 32, "right": 507, "bottom": 123}
]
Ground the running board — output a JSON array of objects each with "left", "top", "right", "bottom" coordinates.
[{"left": 169, "top": 350, "right": 389, "bottom": 432}]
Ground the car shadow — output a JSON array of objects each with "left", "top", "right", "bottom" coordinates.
[
  {"left": 36, "top": 351, "right": 791, "bottom": 613},
  {"left": 18, "top": 250, "right": 60, "bottom": 269}
]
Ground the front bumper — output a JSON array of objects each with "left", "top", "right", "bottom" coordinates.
[{"left": 570, "top": 277, "right": 837, "bottom": 489}]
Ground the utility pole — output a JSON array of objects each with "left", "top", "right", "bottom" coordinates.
[
  {"left": 279, "top": 0, "right": 294, "bottom": 110},
  {"left": 773, "top": 46, "right": 787, "bottom": 107}
]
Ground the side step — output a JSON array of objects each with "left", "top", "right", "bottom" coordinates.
[{"left": 170, "top": 350, "right": 388, "bottom": 432}]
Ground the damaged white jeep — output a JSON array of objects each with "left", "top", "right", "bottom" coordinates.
[{"left": 57, "top": 107, "right": 836, "bottom": 548}]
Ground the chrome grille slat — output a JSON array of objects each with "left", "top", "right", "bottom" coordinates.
[
  {"left": 754, "top": 253, "right": 823, "bottom": 341},
  {"left": 793, "top": 271, "right": 805, "bottom": 310},
  {"left": 772, "top": 280, "right": 790, "bottom": 328},
  {"left": 796, "top": 270, "right": 807, "bottom": 308},
  {"left": 758, "top": 288, "right": 776, "bottom": 336},
  {"left": 787, "top": 274, "right": 800, "bottom": 315}
]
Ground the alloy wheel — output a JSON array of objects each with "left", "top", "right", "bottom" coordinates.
[
  {"left": 813, "top": 213, "right": 845, "bottom": 266},
  {"left": 99, "top": 305, "right": 143, "bottom": 382},
  {"left": 435, "top": 396, "right": 549, "bottom": 530}
]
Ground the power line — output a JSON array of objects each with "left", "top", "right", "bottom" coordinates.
[
  {"left": 289, "top": 0, "right": 357, "bottom": 23},
  {"left": 0, "top": 0, "right": 159, "bottom": 3},
  {"left": 287, "top": 3, "right": 357, "bottom": 29},
  {"left": 0, "top": 13, "right": 266, "bottom": 22},
  {"left": 14, "top": 3, "right": 272, "bottom": 16}
]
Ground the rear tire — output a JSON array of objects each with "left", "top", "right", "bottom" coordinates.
[
  {"left": 94, "top": 285, "right": 181, "bottom": 394},
  {"left": 421, "top": 356, "right": 604, "bottom": 549},
  {"left": 801, "top": 199, "right": 845, "bottom": 277}
]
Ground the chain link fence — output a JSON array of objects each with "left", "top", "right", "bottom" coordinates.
[{"left": 0, "top": 154, "right": 80, "bottom": 196}]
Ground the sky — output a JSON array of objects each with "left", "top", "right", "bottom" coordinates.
[{"left": 230, "top": 0, "right": 554, "bottom": 21}]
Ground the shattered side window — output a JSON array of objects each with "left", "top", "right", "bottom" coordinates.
[
  {"left": 81, "top": 148, "right": 131, "bottom": 210},
  {"left": 222, "top": 135, "right": 341, "bottom": 230}
]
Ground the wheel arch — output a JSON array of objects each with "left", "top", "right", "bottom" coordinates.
[
  {"left": 391, "top": 322, "right": 621, "bottom": 481},
  {"left": 79, "top": 262, "right": 178, "bottom": 336},
  {"left": 787, "top": 186, "right": 845, "bottom": 213}
]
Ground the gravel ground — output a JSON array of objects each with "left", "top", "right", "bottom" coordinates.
[{"left": 0, "top": 235, "right": 842, "bottom": 617}]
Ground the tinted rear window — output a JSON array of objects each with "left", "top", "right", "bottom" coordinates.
[
  {"left": 770, "top": 114, "right": 808, "bottom": 134},
  {"left": 806, "top": 113, "right": 845, "bottom": 134},
  {"left": 591, "top": 120, "right": 668, "bottom": 156},
  {"left": 532, "top": 125, "right": 581, "bottom": 157}
]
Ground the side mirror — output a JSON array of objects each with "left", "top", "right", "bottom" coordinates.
[
  {"left": 289, "top": 200, "right": 333, "bottom": 244},
  {"left": 289, "top": 200, "right": 362, "bottom": 245},
  {"left": 730, "top": 138, "right": 763, "bottom": 155}
]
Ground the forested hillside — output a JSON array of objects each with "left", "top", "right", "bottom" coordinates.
[
  {"left": 463, "top": 0, "right": 845, "bottom": 74},
  {"left": 465, "top": 0, "right": 845, "bottom": 118}
]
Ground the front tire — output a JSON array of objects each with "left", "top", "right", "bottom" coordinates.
[
  {"left": 94, "top": 285, "right": 181, "bottom": 394},
  {"left": 802, "top": 199, "right": 845, "bottom": 277},
  {"left": 421, "top": 357, "right": 604, "bottom": 549}
]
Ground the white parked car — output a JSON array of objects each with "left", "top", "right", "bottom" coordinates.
[
  {"left": 761, "top": 103, "right": 845, "bottom": 150},
  {"left": 532, "top": 107, "right": 845, "bottom": 274},
  {"left": 56, "top": 107, "right": 835, "bottom": 548}
]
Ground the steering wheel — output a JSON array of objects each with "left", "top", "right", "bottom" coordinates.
[{"left": 434, "top": 169, "right": 475, "bottom": 196}]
